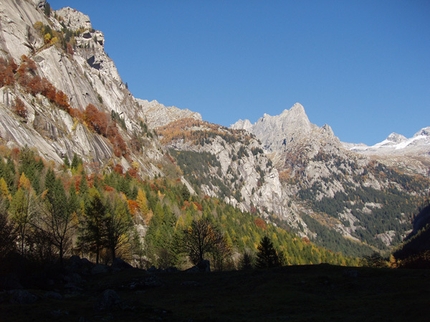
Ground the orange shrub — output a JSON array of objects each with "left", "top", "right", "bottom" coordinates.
[
  {"left": 55, "top": 90, "right": 69, "bottom": 110},
  {"left": 0, "top": 58, "right": 16, "bottom": 87},
  {"left": 113, "top": 163, "right": 123, "bottom": 175},
  {"left": 254, "top": 218, "right": 267, "bottom": 230},
  {"left": 84, "top": 104, "right": 107, "bottom": 135},
  {"left": 12, "top": 97, "right": 27, "bottom": 119}
]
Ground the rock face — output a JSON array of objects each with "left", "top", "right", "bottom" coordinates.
[
  {"left": 137, "top": 99, "right": 202, "bottom": 129},
  {"left": 0, "top": 0, "right": 164, "bottom": 176},
  {"left": 1, "top": 0, "right": 429, "bottom": 256},
  {"left": 230, "top": 103, "right": 430, "bottom": 252},
  {"left": 232, "top": 102, "right": 340, "bottom": 166}
]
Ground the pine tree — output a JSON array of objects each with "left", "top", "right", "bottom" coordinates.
[
  {"left": 255, "top": 236, "right": 281, "bottom": 269},
  {"left": 71, "top": 153, "right": 81, "bottom": 170},
  {"left": 239, "top": 251, "right": 255, "bottom": 270},
  {"left": 63, "top": 155, "right": 70, "bottom": 168},
  {"left": 136, "top": 188, "right": 149, "bottom": 219}
]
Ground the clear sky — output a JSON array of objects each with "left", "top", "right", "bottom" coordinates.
[{"left": 49, "top": 0, "right": 430, "bottom": 145}]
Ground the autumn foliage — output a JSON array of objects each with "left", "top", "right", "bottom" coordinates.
[
  {"left": 84, "top": 104, "right": 127, "bottom": 157},
  {"left": 0, "top": 57, "right": 17, "bottom": 87},
  {"left": 254, "top": 218, "right": 267, "bottom": 230},
  {"left": 1, "top": 54, "right": 126, "bottom": 158},
  {"left": 12, "top": 97, "right": 27, "bottom": 119},
  {"left": 0, "top": 55, "right": 70, "bottom": 111},
  {"left": 156, "top": 118, "right": 253, "bottom": 146}
]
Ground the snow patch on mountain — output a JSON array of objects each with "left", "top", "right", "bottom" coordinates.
[{"left": 347, "top": 127, "right": 430, "bottom": 156}]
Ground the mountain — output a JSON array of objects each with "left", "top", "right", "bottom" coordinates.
[
  {"left": 1, "top": 0, "right": 429, "bottom": 259},
  {"left": 136, "top": 99, "right": 202, "bottom": 129},
  {"left": 348, "top": 128, "right": 430, "bottom": 156},
  {"left": 0, "top": 0, "right": 167, "bottom": 176},
  {"left": 231, "top": 104, "right": 430, "bottom": 255},
  {"left": 345, "top": 128, "right": 430, "bottom": 177}
]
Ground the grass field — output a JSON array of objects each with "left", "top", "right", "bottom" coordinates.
[{"left": 1, "top": 264, "right": 429, "bottom": 321}]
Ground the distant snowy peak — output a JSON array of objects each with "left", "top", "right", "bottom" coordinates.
[
  {"left": 414, "top": 127, "right": 430, "bottom": 137},
  {"left": 348, "top": 127, "right": 430, "bottom": 156},
  {"left": 386, "top": 133, "right": 407, "bottom": 144}
]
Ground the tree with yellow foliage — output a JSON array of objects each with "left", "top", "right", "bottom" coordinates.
[{"left": 9, "top": 173, "right": 38, "bottom": 256}]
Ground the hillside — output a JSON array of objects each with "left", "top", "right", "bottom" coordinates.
[
  {"left": 0, "top": 0, "right": 429, "bottom": 262},
  {"left": 154, "top": 103, "right": 430, "bottom": 256}
]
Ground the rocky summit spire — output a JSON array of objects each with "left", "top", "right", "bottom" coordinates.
[{"left": 232, "top": 102, "right": 329, "bottom": 153}]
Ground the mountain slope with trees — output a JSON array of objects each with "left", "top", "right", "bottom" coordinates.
[{"left": 0, "top": 0, "right": 429, "bottom": 264}]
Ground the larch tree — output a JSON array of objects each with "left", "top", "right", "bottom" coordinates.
[
  {"left": 9, "top": 173, "right": 38, "bottom": 256},
  {"left": 0, "top": 201, "right": 16, "bottom": 259}
]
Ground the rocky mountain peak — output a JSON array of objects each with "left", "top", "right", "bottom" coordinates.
[
  {"left": 415, "top": 127, "right": 430, "bottom": 138},
  {"left": 56, "top": 7, "right": 92, "bottom": 32},
  {"left": 137, "top": 99, "right": 202, "bottom": 129},
  {"left": 285, "top": 102, "right": 306, "bottom": 115},
  {"left": 387, "top": 132, "right": 407, "bottom": 143},
  {"left": 232, "top": 103, "right": 337, "bottom": 154},
  {"left": 230, "top": 118, "right": 253, "bottom": 131}
]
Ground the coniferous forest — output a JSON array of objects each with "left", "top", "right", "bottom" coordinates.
[{"left": 0, "top": 145, "right": 361, "bottom": 272}]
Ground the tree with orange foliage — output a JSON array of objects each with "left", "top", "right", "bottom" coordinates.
[
  {"left": 27, "top": 75, "right": 43, "bottom": 95},
  {"left": 55, "top": 90, "right": 69, "bottom": 110},
  {"left": 0, "top": 58, "right": 16, "bottom": 87},
  {"left": 254, "top": 217, "right": 267, "bottom": 230},
  {"left": 85, "top": 104, "right": 107, "bottom": 135},
  {"left": 40, "top": 77, "right": 57, "bottom": 102},
  {"left": 69, "top": 107, "right": 83, "bottom": 120},
  {"left": 12, "top": 97, "right": 27, "bottom": 119}
]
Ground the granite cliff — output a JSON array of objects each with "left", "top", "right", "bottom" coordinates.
[{"left": 1, "top": 0, "right": 429, "bottom": 256}]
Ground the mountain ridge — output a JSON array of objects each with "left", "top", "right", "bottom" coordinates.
[{"left": 1, "top": 0, "right": 429, "bottom": 257}]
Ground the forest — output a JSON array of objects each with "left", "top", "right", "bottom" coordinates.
[{"left": 0, "top": 145, "right": 362, "bottom": 273}]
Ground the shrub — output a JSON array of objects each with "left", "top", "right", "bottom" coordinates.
[{"left": 12, "top": 97, "right": 27, "bottom": 119}]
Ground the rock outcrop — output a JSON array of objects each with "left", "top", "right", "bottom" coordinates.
[
  {"left": 0, "top": 0, "right": 164, "bottom": 177},
  {"left": 137, "top": 99, "right": 202, "bottom": 129}
]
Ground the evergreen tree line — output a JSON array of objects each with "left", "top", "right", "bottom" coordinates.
[{"left": 0, "top": 146, "right": 359, "bottom": 271}]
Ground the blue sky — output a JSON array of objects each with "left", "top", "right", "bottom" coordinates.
[{"left": 49, "top": 0, "right": 430, "bottom": 145}]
